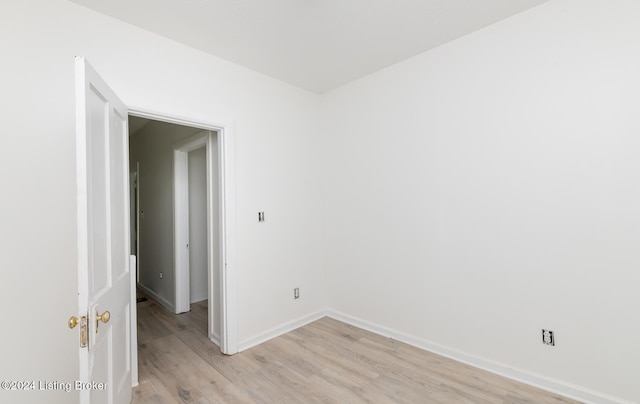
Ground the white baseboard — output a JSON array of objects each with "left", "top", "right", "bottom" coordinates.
[
  {"left": 209, "top": 332, "right": 220, "bottom": 347},
  {"left": 185, "top": 304, "right": 630, "bottom": 403},
  {"left": 238, "top": 310, "right": 327, "bottom": 352},
  {"left": 137, "top": 283, "right": 175, "bottom": 313},
  {"left": 326, "top": 310, "right": 631, "bottom": 404}
]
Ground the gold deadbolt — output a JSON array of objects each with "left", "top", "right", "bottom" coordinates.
[{"left": 68, "top": 316, "right": 79, "bottom": 329}]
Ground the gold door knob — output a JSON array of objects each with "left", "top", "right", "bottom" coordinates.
[
  {"left": 69, "top": 316, "right": 79, "bottom": 329},
  {"left": 97, "top": 311, "right": 110, "bottom": 324},
  {"left": 95, "top": 310, "right": 110, "bottom": 332}
]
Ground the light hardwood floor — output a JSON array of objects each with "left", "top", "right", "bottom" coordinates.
[{"left": 132, "top": 297, "right": 580, "bottom": 403}]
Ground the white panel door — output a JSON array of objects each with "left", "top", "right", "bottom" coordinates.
[{"left": 75, "top": 56, "right": 132, "bottom": 404}]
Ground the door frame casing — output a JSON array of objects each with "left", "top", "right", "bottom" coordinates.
[
  {"left": 173, "top": 131, "right": 211, "bottom": 315},
  {"left": 128, "top": 107, "right": 238, "bottom": 356}
]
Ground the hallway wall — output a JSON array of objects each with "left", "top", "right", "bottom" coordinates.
[{"left": 129, "top": 120, "right": 201, "bottom": 309}]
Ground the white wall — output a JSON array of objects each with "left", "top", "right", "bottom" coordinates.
[
  {"left": 129, "top": 120, "right": 201, "bottom": 308},
  {"left": 2, "top": 0, "right": 638, "bottom": 403},
  {"left": 0, "top": 1, "right": 325, "bottom": 403},
  {"left": 320, "top": 0, "right": 640, "bottom": 403},
  {"left": 188, "top": 146, "right": 209, "bottom": 304}
]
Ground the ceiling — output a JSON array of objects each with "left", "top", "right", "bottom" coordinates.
[
  {"left": 70, "top": 0, "right": 548, "bottom": 94},
  {"left": 128, "top": 116, "right": 150, "bottom": 136}
]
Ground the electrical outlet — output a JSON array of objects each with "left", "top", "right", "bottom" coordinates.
[
  {"left": 294, "top": 288, "right": 300, "bottom": 299},
  {"left": 159, "top": 272, "right": 163, "bottom": 279},
  {"left": 258, "top": 212, "right": 265, "bottom": 222},
  {"left": 542, "top": 329, "right": 555, "bottom": 346}
]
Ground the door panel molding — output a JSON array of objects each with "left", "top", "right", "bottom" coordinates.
[{"left": 75, "top": 56, "right": 133, "bottom": 404}]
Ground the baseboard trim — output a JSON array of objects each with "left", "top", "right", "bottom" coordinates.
[
  {"left": 326, "top": 310, "right": 630, "bottom": 404},
  {"left": 238, "top": 310, "right": 327, "bottom": 352},
  {"left": 209, "top": 332, "right": 220, "bottom": 348},
  {"left": 137, "top": 283, "right": 175, "bottom": 313}
]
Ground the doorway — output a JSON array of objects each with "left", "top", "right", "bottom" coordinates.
[
  {"left": 173, "top": 130, "right": 221, "bottom": 343},
  {"left": 74, "top": 58, "right": 238, "bottom": 400},
  {"left": 188, "top": 145, "right": 208, "bottom": 306},
  {"left": 128, "top": 111, "right": 237, "bottom": 356}
]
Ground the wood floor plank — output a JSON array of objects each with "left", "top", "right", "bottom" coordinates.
[
  {"left": 136, "top": 301, "right": 175, "bottom": 344},
  {"left": 132, "top": 293, "right": 581, "bottom": 404},
  {"left": 258, "top": 336, "right": 322, "bottom": 379},
  {"left": 286, "top": 328, "right": 381, "bottom": 384},
  {"left": 182, "top": 300, "right": 208, "bottom": 335}
]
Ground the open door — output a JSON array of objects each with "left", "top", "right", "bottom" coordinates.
[{"left": 75, "top": 56, "right": 133, "bottom": 404}]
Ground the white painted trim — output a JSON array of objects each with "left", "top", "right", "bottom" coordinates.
[
  {"left": 129, "top": 255, "right": 138, "bottom": 387},
  {"left": 237, "top": 311, "right": 327, "bottom": 352},
  {"left": 74, "top": 57, "right": 90, "bottom": 388},
  {"left": 205, "top": 132, "right": 219, "bottom": 350},
  {"left": 218, "top": 122, "right": 238, "bottom": 355},
  {"left": 137, "top": 283, "right": 175, "bottom": 313},
  {"left": 173, "top": 131, "right": 209, "bottom": 315},
  {"left": 209, "top": 332, "right": 220, "bottom": 348},
  {"left": 173, "top": 149, "right": 190, "bottom": 314},
  {"left": 326, "top": 310, "right": 631, "bottom": 404},
  {"left": 129, "top": 107, "right": 238, "bottom": 355},
  {"left": 128, "top": 109, "right": 229, "bottom": 133},
  {"left": 135, "top": 162, "right": 140, "bottom": 284}
]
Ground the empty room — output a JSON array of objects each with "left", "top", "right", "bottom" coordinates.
[{"left": 0, "top": 0, "right": 638, "bottom": 403}]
